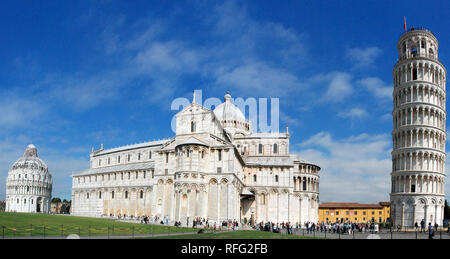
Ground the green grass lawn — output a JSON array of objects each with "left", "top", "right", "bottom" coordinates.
[
  {"left": 144, "top": 230, "right": 325, "bottom": 239},
  {"left": 0, "top": 212, "right": 196, "bottom": 237}
]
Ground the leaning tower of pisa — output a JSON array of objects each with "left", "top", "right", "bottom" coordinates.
[{"left": 391, "top": 27, "right": 446, "bottom": 229}]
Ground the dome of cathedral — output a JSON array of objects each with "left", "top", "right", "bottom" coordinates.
[
  {"left": 213, "top": 92, "right": 251, "bottom": 136},
  {"left": 213, "top": 92, "right": 246, "bottom": 123}
]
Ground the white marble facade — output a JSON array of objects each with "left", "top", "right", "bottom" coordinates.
[
  {"left": 391, "top": 28, "right": 446, "bottom": 228},
  {"left": 72, "top": 92, "right": 320, "bottom": 225},
  {"left": 5, "top": 144, "right": 52, "bottom": 213}
]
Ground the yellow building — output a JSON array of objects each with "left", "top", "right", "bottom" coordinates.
[{"left": 319, "top": 202, "right": 390, "bottom": 224}]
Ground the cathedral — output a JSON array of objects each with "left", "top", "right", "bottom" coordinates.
[{"left": 71, "top": 92, "right": 321, "bottom": 225}]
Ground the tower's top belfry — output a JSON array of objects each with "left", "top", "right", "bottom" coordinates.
[{"left": 396, "top": 27, "right": 439, "bottom": 62}]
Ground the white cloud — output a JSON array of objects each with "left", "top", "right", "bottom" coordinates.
[
  {"left": 380, "top": 113, "right": 391, "bottom": 121},
  {"left": 205, "top": 1, "right": 308, "bottom": 96},
  {"left": 215, "top": 62, "right": 303, "bottom": 96},
  {"left": 211, "top": 0, "right": 307, "bottom": 64},
  {"left": 280, "top": 110, "right": 301, "bottom": 127},
  {"left": 134, "top": 41, "right": 200, "bottom": 74},
  {"left": 318, "top": 72, "right": 353, "bottom": 102},
  {"left": 337, "top": 108, "right": 368, "bottom": 119},
  {"left": 0, "top": 95, "right": 45, "bottom": 129},
  {"left": 346, "top": 47, "right": 381, "bottom": 68},
  {"left": 358, "top": 77, "right": 392, "bottom": 100},
  {"left": 297, "top": 132, "right": 392, "bottom": 203}
]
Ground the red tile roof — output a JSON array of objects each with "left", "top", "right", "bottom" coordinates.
[{"left": 319, "top": 202, "right": 390, "bottom": 209}]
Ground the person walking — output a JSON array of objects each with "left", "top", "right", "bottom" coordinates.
[
  {"left": 428, "top": 223, "right": 434, "bottom": 240},
  {"left": 420, "top": 219, "right": 425, "bottom": 233}
]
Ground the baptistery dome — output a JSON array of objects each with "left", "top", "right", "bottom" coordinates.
[
  {"left": 5, "top": 144, "right": 52, "bottom": 213},
  {"left": 213, "top": 92, "right": 251, "bottom": 137}
]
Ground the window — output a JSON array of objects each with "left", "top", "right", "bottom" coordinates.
[
  {"left": 336, "top": 211, "right": 339, "bottom": 215},
  {"left": 413, "top": 67, "right": 417, "bottom": 80},
  {"left": 140, "top": 191, "right": 144, "bottom": 199},
  {"left": 218, "top": 150, "right": 222, "bottom": 161},
  {"left": 303, "top": 181, "right": 306, "bottom": 191},
  {"left": 166, "top": 153, "right": 169, "bottom": 163},
  {"left": 87, "top": 193, "right": 90, "bottom": 199},
  {"left": 253, "top": 175, "right": 257, "bottom": 183},
  {"left": 112, "top": 191, "right": 115, "bottom": 199},
  {"left": 275, "top": 175, "right": 279, "bottom": 182},
  {"left": 191, "top": 121, "right": 196, "bottom": 132},
  {"left": 118, "top": 156, "right": 121, "bottom": 163},
  {"left": 98, "top": 159, "right": 101, "bottom": 166},
  {"left": 99, "top": 191, "right": 102, "bottom": 199},
  {"left": 273, "top": 144, "right": 278, "bottom": 154},
  {"left": 411, "top": 184, "right": 416, "bottom": 193},
  {"left": 125, "top": 191, "right": 128, "bottom": 199},
  {"left": 24, "top": 199, "right": 26, "bottom": 204},
  {"left": 165, "top": 169, "right": 168, "bottom": 175},
  {"left": 187, "top": 150, "right": 190, "bottom": 158},
  {"left": 355, "top": 211, "right": 358, "bottom": 215},
  {"left": 258, "top": 144, "right": 263, "bottom": 154},
  {"left": 108, "top": 158, "right": 110, "bottom": 165},
  {"left": 217, "top": 167, "right": 222, "bottom": 173},
  {"left": 128, "top": 154, "right": 131, "bottom": 162},
  {"left": 138, "top": 153, "right": 141, "bottom": 160}
]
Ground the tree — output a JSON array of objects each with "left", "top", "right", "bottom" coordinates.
[{"left": 51, "top": 197, "right": 61, "bottom": 203}]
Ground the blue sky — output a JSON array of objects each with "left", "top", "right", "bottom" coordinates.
[{"left": 1, "top": 0, "right": 449, "bottom": 202}]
